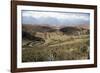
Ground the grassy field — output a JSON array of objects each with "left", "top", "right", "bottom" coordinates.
[{"left": 22, "top": 33, "right": 90, "bottom": 62}]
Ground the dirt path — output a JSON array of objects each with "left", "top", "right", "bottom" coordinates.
[{"left": 48, "top": 39, "right": 87, "bottom": 47}]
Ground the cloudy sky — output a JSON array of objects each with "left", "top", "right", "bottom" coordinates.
[{"left": 22, "top": 10, "right": 90, "bottom": 27}]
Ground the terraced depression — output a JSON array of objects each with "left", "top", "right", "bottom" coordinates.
[{"left": 22, "top": 10, "right": 90, "bottom": 62}]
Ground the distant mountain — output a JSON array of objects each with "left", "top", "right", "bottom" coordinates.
[
  {"left": 22, "top": 24, "right": 89, "bottom": 36},
  {"left": 76, "top": 24, "right": 89, "bottom": 29},
  {"left": 60, "top": 26, "right": 89, "bottom": 35},
  {"left": 22, "top": 24, "right": 57, "bottom": 33},
  {"left": 22, "top": 15, "right": 89, "bottom": 26},
  {"left": 60, "top": 27, "right": 80, "bottom": 35},
  {"left": 22, "top": 16, "right": 38, "bottom": 24}
]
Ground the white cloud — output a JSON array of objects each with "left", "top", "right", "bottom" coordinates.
[{"left": 22, "top": 11, "right": 89, "bottom": 21}]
